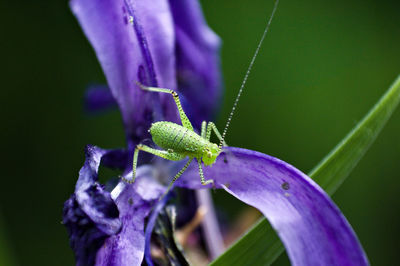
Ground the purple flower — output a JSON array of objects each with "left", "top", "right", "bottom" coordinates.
[{"left": 63, "top": 0, "right": 369, "bottom": 265}]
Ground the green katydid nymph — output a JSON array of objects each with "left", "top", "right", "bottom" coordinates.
[
  {"left": 120, "top": 83, "right": 227, "bottom": 191},
  {"left": 121, "top": 0, "right": 280, "bottom": 195}
]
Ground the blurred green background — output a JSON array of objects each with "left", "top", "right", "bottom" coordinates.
[{"left": 1, "top": 0, "right": 399, "bottom": 265}]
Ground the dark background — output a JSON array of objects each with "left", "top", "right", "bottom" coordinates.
[{"left": 1, "top": 0, "right": 400, "bottom": 265}]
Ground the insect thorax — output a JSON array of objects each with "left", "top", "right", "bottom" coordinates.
[{"left": 149, "top": 121, "right": 208, "bottom": 156}]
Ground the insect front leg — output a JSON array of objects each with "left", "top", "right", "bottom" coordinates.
[
  {"left": 121, "top": 144, "right": 185, "bottom": 184},
  {"left": 204, "top": 121, "right": 227, "bottom": 146},
  {"left": 136, "top": 82, "right": 194, "bottom": 131},
  {"left": 197, "top": 158, "right": 214, "bottom": 186},
  {"left": 201, "top": 121, "right": 207, "bottom": 138}
]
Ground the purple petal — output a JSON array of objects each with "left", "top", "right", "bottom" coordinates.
[
  {"left": 63, "top": 146, "right": 121, "bottom": 266},
  {"left": 70, "top": 0, "right": 178, "bottom": 144},
  {"left": 169, "top": 0, "right": 222, "bottom": 126},
  {"left": 96, "top": 173, "right": 165, "bottom": 265},
  {"left": 84, "top": 84, "right": 117, "bottom": 113},
  {"left": 177, "top": 147, "right": 368, "bottom": 265},
  {"left": 63, "top": 146, "right": 165, "bottom": 266}
]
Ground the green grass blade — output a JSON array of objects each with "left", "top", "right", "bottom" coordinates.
[
  {"left": 211, "top": 75, "right": 400, "bottom": 266},
  {"left": 309, "top": 75, "right": 400, "bottom": 195}
]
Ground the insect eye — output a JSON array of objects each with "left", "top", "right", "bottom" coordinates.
[{"left": 207, "top": 151, "right": 212, "bottom": 158}]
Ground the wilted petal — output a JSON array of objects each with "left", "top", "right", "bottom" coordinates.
[
  {"left": 70, "top": 0, "right": 178, "bottom": 143},
  {"left": 63, "top": 146, "right": 165, "bottom": 266},
  {"left": 96, "top": 173, "right": 165, "bottom": 265},
  {"left": 84, "top": 84, "right": 117, "bottom": 113},
  {"left": 178, "top": 147, "right": 368, "bottom": 266},
  {"left": 169, "top": 0, "right": 222, "bottom": 126},
  {"left": 63, "top": 146, "right": 121, "bottom": 266}
]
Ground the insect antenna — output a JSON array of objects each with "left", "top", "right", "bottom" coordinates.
[{"left": 219, "top": 0, "right": 280, "bottom": 148}]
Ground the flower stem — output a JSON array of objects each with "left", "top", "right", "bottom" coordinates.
[{"left": 195, "top": 189, "right": 225, "bottom": 259}]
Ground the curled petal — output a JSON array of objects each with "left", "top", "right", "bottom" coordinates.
[
  {"left": 63, "top": 146, "right": 165, "bottom": 266},
  {"left": 177, "top": 147, "right": 368, "bottom": 266},
  {"left": 63, "top": 146, "right": 121, "bottom": 266},
  {"left": 169, "top": 0, "right": 222, "bottom": 126},
  {"left": 70, "top": 0, "right": 178, "bottom": 144},
  {"left": 96, "top": 171, "right": 165, "bottom": 265}
]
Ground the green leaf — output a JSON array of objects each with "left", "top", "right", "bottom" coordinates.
[{"left": 211, "top": 75, "right": 400, "bottom": 266}]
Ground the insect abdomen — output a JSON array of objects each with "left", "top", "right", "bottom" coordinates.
[{"left": 150, "top": 121, "right": 205, "bottom": 155}]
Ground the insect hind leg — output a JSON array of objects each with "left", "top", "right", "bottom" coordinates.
[{"left": 136, "top": 82, "right": 194, "bottom": 131}]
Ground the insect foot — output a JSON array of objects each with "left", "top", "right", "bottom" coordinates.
[
  {"left": 201, "top": 179, "right": 215, "bottom": 188},
  {"left": 119, "top": 174, "right": 135, "bottom": 184}
]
